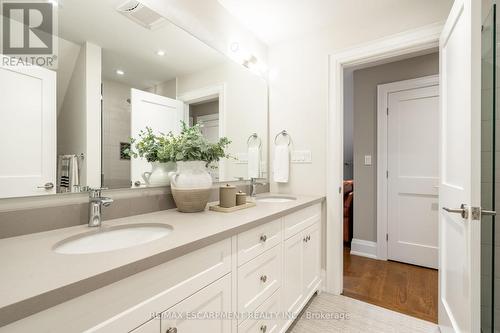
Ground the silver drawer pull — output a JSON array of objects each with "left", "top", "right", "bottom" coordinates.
[
  {"left": 37, "top": 182, "right": 54, "bottom": 190},
  {"left": 260, "top": 324, "right": 267, "bottom": 332},
  {"left": 260, "top": 235, "right": 267, "bottom": 242},
  {"left": 260, "top": 275, "right": 267, "bottom": 283}
]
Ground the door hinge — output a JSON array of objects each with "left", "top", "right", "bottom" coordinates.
[
  {"left": 386, "top": 233, "right": 388, "bottom": 241},
  {"left": 386, "top": 107, "right": 389, "bottom": 115},
  {"left": 386, "top": 170, "right": 389, "bottom": 178}
]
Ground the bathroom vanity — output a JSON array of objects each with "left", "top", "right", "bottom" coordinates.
[{"left": 0, "top": 196, "right": 323, "bottom": 332}]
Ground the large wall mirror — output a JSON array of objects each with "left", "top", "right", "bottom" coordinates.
[{"left": 0, "top": 0, "right": 268, "bottom": 198}]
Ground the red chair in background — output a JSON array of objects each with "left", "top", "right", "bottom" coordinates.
[{"left": 343, "top": 180, "right": 354, "bottom": 245}]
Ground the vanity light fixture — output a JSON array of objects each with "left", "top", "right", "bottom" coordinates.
[
  {"left": 156, "top": 50, "right": 166, "bottom": 56},
  {"left": 116, "top": 69, "right": 125, "bottom": 75}
]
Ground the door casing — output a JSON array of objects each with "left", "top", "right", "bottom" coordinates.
[{"left": 326, "top": 23, "right": 443, "bottom": 295}]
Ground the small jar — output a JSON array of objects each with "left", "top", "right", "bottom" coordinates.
[
  {"left": 219, "top": 184, "right": 237, "bottom": 208},
  {"left": 236, "top": 191, "right": 247, "bottom": 206}
]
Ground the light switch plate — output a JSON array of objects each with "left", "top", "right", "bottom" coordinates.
[
  {"left": 364, "top": 155, "right": 372, "bottom": 166},
  {"left": 291, "top": 150, "right": 312, "bottom": 163}
]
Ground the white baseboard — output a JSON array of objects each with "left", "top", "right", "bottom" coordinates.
[{"left": 350, "top": 238, "right": 377, "bottom": 259}]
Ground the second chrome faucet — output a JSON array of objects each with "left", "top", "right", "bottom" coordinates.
[{"left": 88, "top": 188, "right": 113, "bottom": 227}]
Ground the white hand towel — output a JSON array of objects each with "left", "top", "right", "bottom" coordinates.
[
  {"left": 273, "top": 145, "right": 289, "bottom": 183},
  {"left": 248, "top": 146, "right": 260, "bottom": 179},
  {"left": 57, "top": 155, "right": 80, "bottom": 193},
  {"left": 68, "top": 155, "right": 80, "bottom": 192}
]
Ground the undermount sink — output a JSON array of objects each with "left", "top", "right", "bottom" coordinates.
[
  {"left": 53, "top": 223, "right": 173, "bottom": 255},
  {"left": 256, "top": 196, "right": 297, "bottom": 203}
]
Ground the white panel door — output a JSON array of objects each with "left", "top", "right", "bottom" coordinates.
[
  {"left": 439, "top": 0, "right": 481, "bottom": 331},
  {"left": 387, "top": 85, "right": 439, "bottom": 269},
  {"left": 0, "top": 63, "right": 56, "bottom": 198},
  {"left": 160, "top": 274, "right": 231, "bottom": 333},
  {"left": 130, "top": 89, "right": 183, "bottom": 186}
]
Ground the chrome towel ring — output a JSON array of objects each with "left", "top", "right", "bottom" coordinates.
[
  {"left": 247, "top": 133, "right": 262, "bottom": 148},
  {"left": 274, "top": 130, "right": 291, "bottom": 146}
]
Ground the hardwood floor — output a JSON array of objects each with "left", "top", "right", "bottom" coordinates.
[{"left": 343, "top": 247, "right": 438, "bottom": 323}]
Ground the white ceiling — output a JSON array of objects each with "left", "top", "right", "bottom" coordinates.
[
  {"left": 218, "top": 0, "right": 453, "bottom": 46},
  {"left": 57, "top": 0, "right": 225, "bottom": 88}
]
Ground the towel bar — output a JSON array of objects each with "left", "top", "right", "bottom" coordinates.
[
  {"left": 274, "top": 130, "right": 291, "bottom": 146},
  {"left": 247, "top": 133, "right": 262, "bottom": 148}
]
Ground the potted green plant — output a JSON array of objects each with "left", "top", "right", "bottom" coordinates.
[
  {"left": 126, "top": 127, "right": 176, "bottom": 186},
  {"left": 168, "top": 122, "right": 231, "bottom": 212}
]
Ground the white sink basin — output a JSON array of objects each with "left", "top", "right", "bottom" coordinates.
[
  {"left": 53, "top": 223, "right": 173, "bottom": 255},
  {"left": 256, "top": 196, "right": 297, "bottom": 203}
]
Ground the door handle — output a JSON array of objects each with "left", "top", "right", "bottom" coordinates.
[
  {"left": 443, "top": 204, "right": 497, "bottom": 220},
  {"left": 37, "top": 182, "right": 54, "bottom": 190},
  {"left": 443, "top": 204, "right": 468, "bottom": 219}
]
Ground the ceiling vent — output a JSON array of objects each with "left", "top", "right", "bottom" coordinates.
[{"left": 117, "top": 0, "right": 167, "bottom": 30}]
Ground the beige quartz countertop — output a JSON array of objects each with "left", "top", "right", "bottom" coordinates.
[{"left": 0, "top": 194, "right": 324, "bottom": 327}]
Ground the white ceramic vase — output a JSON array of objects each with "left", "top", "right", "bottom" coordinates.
[
  {"left": 142, "top": 162, "right": 176, "bottom": 186},
  {"left": 169, "top": 161, "right": 212, "bottom": 212}
]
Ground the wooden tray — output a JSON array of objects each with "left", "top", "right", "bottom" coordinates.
[{"left": 209, "top": 201, "right": 256, "bottom": 213}]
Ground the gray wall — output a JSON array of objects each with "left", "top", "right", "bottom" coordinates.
[{"left": 352, "top": 52, "right": 439, "bottom": 242}]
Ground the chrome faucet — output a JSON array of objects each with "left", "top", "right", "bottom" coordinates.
[
  {"left": 250, "top": 178, "right": 267, "bottom": 197},
  {"left": 88, "top": 188, "right": 113, "bottom": 227}
]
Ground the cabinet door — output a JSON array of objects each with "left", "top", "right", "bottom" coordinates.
[
  {"left": 130, "top": 319, "right": 160, "bottom": 333},
  {"left": 161, "top": 274, "right": 231, "bottom": 333},
  {"left": 302, "top": 223, "right": 320, "bottom": 296},
  {"left": 282, "top": 232, "right": 304, "bottom": 316}
]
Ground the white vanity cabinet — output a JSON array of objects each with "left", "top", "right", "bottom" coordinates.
[
  {"left": 124, "top": 203, "right": 322, "bottom": 333},
  {"left": 10, "top": 202, "right": 322, "bottom": 333}
]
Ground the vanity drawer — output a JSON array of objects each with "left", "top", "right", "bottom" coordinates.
[
  {"left": 237, "top": 218, "right": 282, "bottom": 266},
  {"left": 284, "top": 204, "right": 321, "bottom": 239},
  {"left": 238, "top": 289, "right": 282, "bottom": 333},
  {"left": 237, "top": 245, "right": 281, "bottom": 316}
]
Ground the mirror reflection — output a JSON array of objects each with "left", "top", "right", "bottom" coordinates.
[{"left": 0, "top": 0, "right": 268, "bottom": 198}]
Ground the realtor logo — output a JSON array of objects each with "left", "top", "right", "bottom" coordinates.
[{"left": 1, "top": 1, "right": 57, "bottom": 67}]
